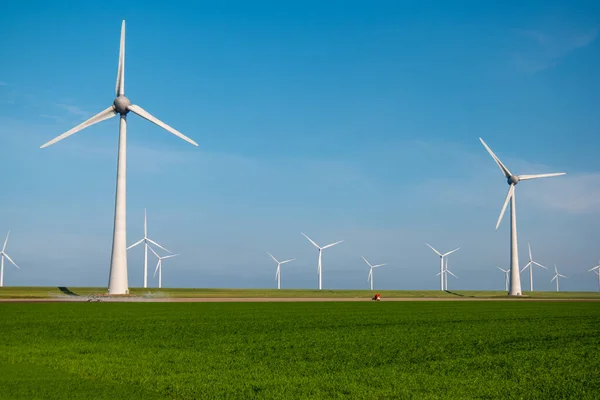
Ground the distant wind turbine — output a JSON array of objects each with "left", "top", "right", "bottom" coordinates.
[
  {"left": 267, "top": 252, "right": 295, "bottom": 289},
  {"left": 127, "top": 209, "right": 171, "bottom": 288},
  {"left": 0, "top": 231, "right": 19, "bottom": 287},
  {"left": 436, "top": 258, "right": 458, "bottom": 291},
  {"left": 425, "top": 244, "right": 459, "bottom": 291},
  {"left": 520, "top": 243, "right": 547, "bottom": 292},
  {"left": 148, "top": 246, "right": 178, "bottom": 289},
  {"left": 39, "top": 21, "right": 198, "bottom": 295},
  {"left": 362, "top": 256, "right": 387, "bottom": 291},
  {"left": 589, "top": 262, "right": 600, "bottom": 291},
  {"left": 480, "top": 138, "right": 565, "bottom": 296},
  {"left": 497, "top": 266, "right": 509, "bottom": 291},
  {"left": 550, "top": 264, "right": 568, "bottom": 292},
  {"left": 301, "top": 232, "right": 344, "bottom": 290}
]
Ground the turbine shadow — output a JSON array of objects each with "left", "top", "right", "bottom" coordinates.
[
  {"left": 57, "top": 287, "right": 79, "bottom": 296},
  {"left": 444, "top": 290, "right": 475, "bottom": 298}
]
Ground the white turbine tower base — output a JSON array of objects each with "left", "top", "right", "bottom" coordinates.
[
  {"left": 551, "top": 264, "right": 568, "bottom": 292},
  {"left": 426, "top": 244, "right": 459, "bottom": 291},
  {"left": 0, "top": 231, "right": 20, "bottom": 287},
  {"left": 148, "top": 246, "right": 178, "bottom": 289},
  {"left": 267, "top": 252, "right": 295, "bottom": 289},
  {"left": 127, "top": 209, "right": 171, "bottom": 288},
  {"left": 301, "top": 232, "right": 344, "bottom": 290},
  {"left": 40, "top": 21, "right": 198, "bottom": 295},
  {"left": 520, "top": 243, "right": 547, "bottom": 292},
  {"left": 480, "top": 138, "right": 565, "bottom": 296},
  {"left": 589, "top": 262, "right": 600, "bottom": 291},
  {"left": 362, "top": 256, "right": 387, "bottom": 291}
]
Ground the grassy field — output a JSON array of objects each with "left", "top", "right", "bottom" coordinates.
[
  {"left": 0, "top": 302, "right": 599, "bottom": 399},
  {"left": 1, "top": 286, "right": 600, "bottom": 299}
]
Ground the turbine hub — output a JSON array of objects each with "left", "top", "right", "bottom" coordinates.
[
  {"left": 113, "top": 95, "right": 131, "bottom": 115},
  {"left": 508, "top": 175, "right": 519, "bottom": 185}
]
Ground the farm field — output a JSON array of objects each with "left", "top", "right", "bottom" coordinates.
[
  {"left": 1, "top": 286, "right": 600, "bottom": 299},
  {"left": 0, "top": 302, "right": 599, "bottom": 399}
]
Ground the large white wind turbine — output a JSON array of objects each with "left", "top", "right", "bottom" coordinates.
[
  {"left": 267, "top": 252, "right": 295, "bottom": 289},
  {"left": 520, "top": 243, "right": 547, "bottom": 292},
  {"left": 362, "top": 256, "right": 387, "bottom": 291},
  {"left": 550, "top": 264, "right": 567, "bottom": 292},
  {"left": 480, "top": 138, "right": 565, "bottom": 296},
  {"left": 589, "top": 262, "right": 600, "bottom": 291},
  {"left": 0, "top": 231, "right": 19, "bottom": 287},
  {"left": 425, "top": 244, "right": 459, "bottom": 291},
  {"left": 127, "top": 209, "right": 171, "bottom": 288},
  {"left": 497, "top": 266, "right": 509, "bottom": 291},
  {"left": 301, "top": 232, "right": 344, "bottom": 290},
  {"left": 40, "top": 21, "right": 197, "bottom": 295},
  {"left": 148, "top": 246, "right": 179, "bottom": 289}
]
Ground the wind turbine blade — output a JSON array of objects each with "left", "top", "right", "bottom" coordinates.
[
  {"left": 551, "top": 275, "right": 557, "bottom": 282},
  {"left": 147, "top": 245, "right": 160, "bottom": 259},
  {"left": 162, "top": 254, "right": 179, "bottom": 260},
  {"left": 589, "top": 265, "right": 600, "bottom": 272},
  {"left": 2, "top": 230, "right": 9, "bottom": 252},
  {"left": 518, "top": 173, "right": 566, "bottom": 181},
  {"left": 447, "top": 270, "right": 458, "bottom": 279},
  {"left": 144, "top": 208, "right": 147, "bottom": 237},
  {"left": 479, "top": 138, "right": 512, "bottom": 178},
  {"left": 520, "top": 262, "right": 532, "bottom": 273},
  {"left": 533, "top": 261, "right": 547, "bottom": 269},
  {"left": 146, "top": 238, "right": 172, "bottom": 254},
  {"left": 115, "top": 20, "right": 125, "bottom": 96},
  {"left": 442, "top": 247, "right": 460, "bottom": 257},
  {"left": 126, "top": 238, "right": 145, "bottom": 250},
  {"left": 425, "top": 243, "right": 442, "bottom": 256},
  {"left": 127, "top": 104, "right": 198, "bottom": 146},
  {"left": 266, "top": 252, "right": 279, "bottom": 263},
  {"left": 322, "top": 240, "right": 344, "bottom": 249},
  {"left": 368, "top": 269, "right": 372, "bottom": 281},
  {"left": 496, "top": 266, "right": 504, "bottom": 272},
  {"left": 153, "top": 261, "right": 160, "bottom": 277},
  {"left": 558, "top": 274, "right": 568, "bottom": 278},
  {"left": 361, "top": 256, "right": 373, "bottom": 268},
  {"left": 301, "top": 232, "right": 320, "bottom": 249},
  {"left": 280, "top": 258, "right": 296, "bottom": 264},
  {"left": 3, "top": 253, "right": 19, "bottom": 269},
  {"left": 40, "top": 106, "right": 117, "bottom": 148},
  {"left": 372, "top": 263, "right": 387, "bottom": 268},
  {"left": 528, "top": 242, "right": 532, "bottom": 261},
  {"left": 496, "top": 184, "right": 514, "bottom": 230}
]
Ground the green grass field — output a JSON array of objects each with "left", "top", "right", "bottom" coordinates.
[
  {"left": 1, "top": 302, "right": 599, "bottom": 399},
  {"left": 2, "top": 286, "right": 600, "bottom": 299}
]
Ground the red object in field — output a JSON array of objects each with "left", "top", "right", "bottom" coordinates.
[{"left": 372, "top": 293, "right": 381, "bottom": 301}]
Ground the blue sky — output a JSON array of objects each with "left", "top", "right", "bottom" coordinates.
[{"left": 1, "top": 1, "right": 599, "bottom": 291}]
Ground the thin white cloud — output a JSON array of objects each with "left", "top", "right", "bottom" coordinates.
[{"left": 512, "top": 25, "right": 599, "bottom": 72}]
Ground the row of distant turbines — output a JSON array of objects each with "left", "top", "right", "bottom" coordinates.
[{"left": 3, "top": 20, "right": 591, "bottom": 295}]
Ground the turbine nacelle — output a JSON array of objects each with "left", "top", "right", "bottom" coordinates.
[
  {"left": 508, "top": 175, "right": 519, "bottom": 185},
  {"left": 113, "top": 95, "right": 131, "bottom": 115}
]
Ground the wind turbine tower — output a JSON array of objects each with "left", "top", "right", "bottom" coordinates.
[
  {"left": 520, "top": 243, "right": 547, "bottom": 292},
  {"left": 40, "top": 21, "right": 198, "bottom": 294},
  {"left": 148, "top": 246, "right": 178, "bottom": 289},
  {"left": 267, "top": 252, "right": 295, "bottom": 289},
  {"left": 127, "top": 209, "right": 171, "bottom": 288},
  {"left": 0, "top": 231, "right": 19, "bottom": 287},
  {"left": 551, "top": 264, "right": 568, "bottom": 292},
  {"left": 362, "top": 256, "right": 387, "bottom": 291},
  {"left": 479, "top": 138, "right": 565, "bottom": 296},
  {"left": 590, "top": 262, "right": 600, "bottom": 291},
  {"left": 301, "top": 232, "right": 344, "bottom": 290},
  {"left": 425, "top": 244, "right": 459, "bottom": 291}
]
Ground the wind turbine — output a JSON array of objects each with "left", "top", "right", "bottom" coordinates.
[
  {"left": 497, "top": 266, "right": 509, "bottom": 291},
  {"left": 520, "top": 243, "right": 547, "bottom": 292},
  {"left": 589, "top": 262, "right": 600, "bottom": 291},
  {"left": 0, "top": 231, "right": 19, "bottom": 287},
  {"left": 301, "top": 232, "right": 344, "bottom": 290},
  {"left": 39, "top": 21, "right": 198, "bottom": 295},
  {"left": 127, "top": 209, "right": 171, "bottom": 288},
  {"left": 479, "top": 138, "right": 565, "bottom": 296},
  {"left": 267, "top": 252, "right": 295, "bottom": 289},
  {"left": 425, "top": 244, "right": 459, "bottom": 291},
  {"left": 148, "top": 246, "right": 178, "bottom": 289},
  {"left": 362, "top": 256, "right": 387, "bottom": 291},
  {"left": 436, "top": 258, "right": 458, "bottom": 291},
  {"left": 550, "top": 264, "right": 567, "bottom": 292}
]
